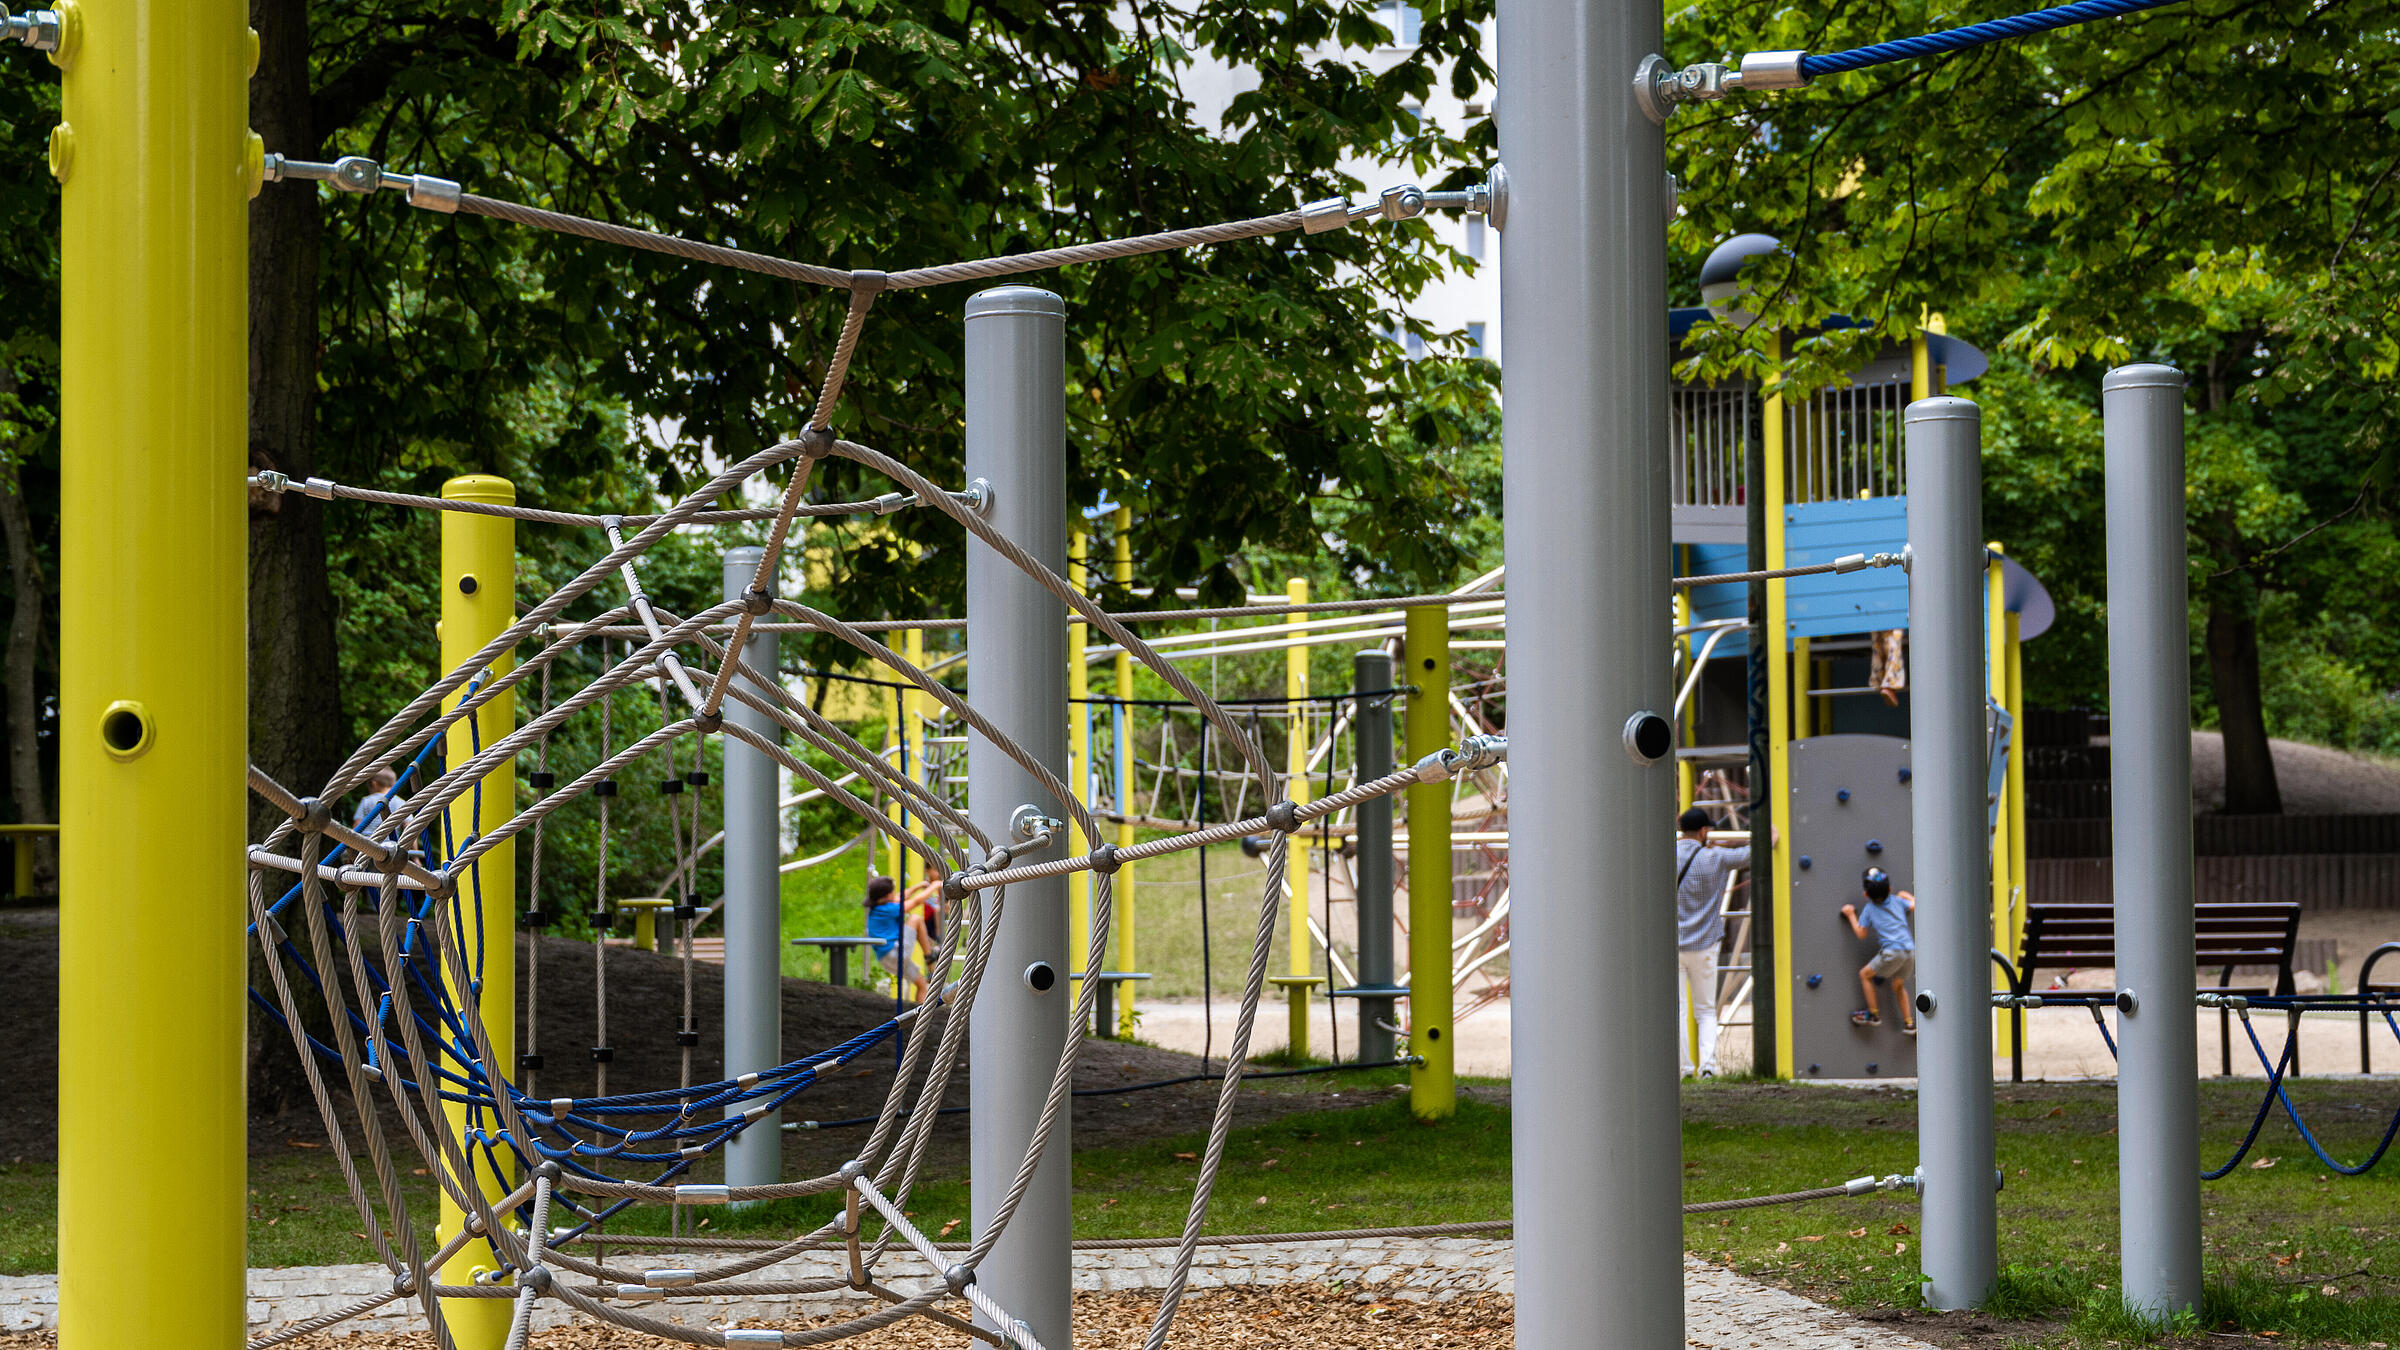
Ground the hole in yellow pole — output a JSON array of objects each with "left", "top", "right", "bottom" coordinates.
[{"left": 99, "top": 700, "right": 151, "bottom": 760}]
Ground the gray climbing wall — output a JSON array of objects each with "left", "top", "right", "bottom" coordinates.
[{"left": 1786, "top": 734, "right": 1918, "bottom": 1079}]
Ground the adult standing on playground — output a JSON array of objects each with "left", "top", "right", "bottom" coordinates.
[{"left": 1674, "top": 806, "right": 1755, "bottom": 1078}]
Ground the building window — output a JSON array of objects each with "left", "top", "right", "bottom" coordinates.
[
  {"left": 1380, "top": 2, "right": 1421, "bottom": 45},
  {"left": 1465, "top": 215, "right": 1486, "bottom": 261},
  {"left": 1466, "top": 323, "right": 1487, "bottom": 359},
  {"left": 1406, "top": 330, "right": 1427, "bottom": 361}
]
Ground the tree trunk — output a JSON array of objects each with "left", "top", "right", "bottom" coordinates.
[
  {"left": 248, "top": 0, "right": 341, "bottom": 1115},
  {"left": 0, "top": 449, "right": 54, "bottom": 894},
  {"left": 2205, "top": 570, "right": 2282, "bottom": 815}
]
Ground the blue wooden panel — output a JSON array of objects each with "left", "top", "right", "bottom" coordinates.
[
  {"left": 1675, "top": 500, "right": 1915, "bottom": 654},
  {"left": 1786, "top": 497, "right": 1911, "bottom": 641},
  {"left": 1683, "top": 542, "right": 1752, "bottom": 656}
]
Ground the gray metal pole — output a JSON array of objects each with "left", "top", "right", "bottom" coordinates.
[
  {"left": 2104, "top": 364, "right": 2202, "bottom": 1318},
  {"left": 1904, "top": 397, "right": 1998, "bottom": 1309},
  {"left": 1498, "top": 0, "right": 1680, "bottom": 1342},
  {"left": 1351, "top": 650, "right": 1397, "bottom": 1063},
  {"left": 965, "top": 285, "right": 1071, "bottom": 1348},
  {"left": 721, "top": 546, "right": 783, "bottom": 1193}
]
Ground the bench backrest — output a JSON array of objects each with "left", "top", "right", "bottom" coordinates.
[{"left": 2016, "top": 901, "right": 2300, "bottom": 994}]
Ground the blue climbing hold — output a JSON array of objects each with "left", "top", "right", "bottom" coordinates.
[
  {"left": 1837, "top": 788, "right": 1852, "bottom": 804},
  {"left": 1798, "top": 854, "right": 1812, "bottom": 870},
  {"left": 1866, "top": 839, "right": 1884, "bottom": 854}
]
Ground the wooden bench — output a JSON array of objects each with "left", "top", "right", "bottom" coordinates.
[{"left": 1992, "top": 900, "right": 2301, "bottom": 1081}]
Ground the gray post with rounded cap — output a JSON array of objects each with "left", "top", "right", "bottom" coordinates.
[
  {"left": 2104, "top": 364, "right": 2201, "bottom": 1318},
  {"left": 1905, "top": 397, "right": 1998, "bottom": 1308},
  {"left": 1350, "top": 650, "right": 1398, "bottom": 1063},
  {"left": 721, "top": 545, "right": 782, "bottom": 1193},
  {"left": 965, "top": 285, "right": 1071, "bottom": 1348},
  {"left": 1498, "top": 0, "right": 1681, "bottom": 1343}
]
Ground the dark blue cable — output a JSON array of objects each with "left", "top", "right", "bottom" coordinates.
[{"left": 1800, "top": 0, "right": 2191, "bottom": 78}]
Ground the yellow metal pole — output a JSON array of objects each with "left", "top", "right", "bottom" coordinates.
[
  {"left": 2006, "top": 609, "right": 2028, "bottom": 966},
  {"left": 1284, "top": 577, "right": 1314, "bottom": 1057},
  {"left": 1067, "top": 532, "right": 1091, "bottom": 1014},
  {"left": 1404, "top": 604, "right": 1454, "bottom": 1116},
  {"left": 57, "top": 2, "right": 250, "bottom": 1344},
  {"left": 1673, "top": 567, "right": 1695, "bottom": 810},
  {"left": 1986, "top": 545, "right": 2012, "bottom": 1058},
  {"left": 901, "top": 628, "right": 926, "bottom": 895},
  {"left": 438, "top": 475, "right": 518, "bottom": 1346},
  {"left": 1793, "top": 635, "right": 1813, "bottom": 739},
  {"left": 1764, "top": 342, "right": 1796, "bottom": 1077},
  {"left": 1112, "top": 509, "right": 1139, "bottom": 1035}
]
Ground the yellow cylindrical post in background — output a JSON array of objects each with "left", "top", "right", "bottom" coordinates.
[
  {"left": 1986, "top": 546, "right": 2015, "bottom": 1057},
  {"left": 1793, "top": 635, "right": 1814, "bottom": 739},
  {"left": 1764, "top": 344, "right": 1796, "bottom": 1078},
  {"left": 1067, "top": 532, "right": 1091, "bottom": 1015},
  {"left": 1673, "top": 566, "right": 1695, "bottom": 810},
  {"left": 2006, "top": 607, "right": 2029, "bottom": 971},
  {"left": 1281, "top": 577, "right": 1317, "bottom": 1057},
  {"left": 57, "top": 3, "right": 251, "bottom": 1343},
  {"left": 1404, "top": 605, "right": 1454, "bottom": 1117},
  {"left": 1112, "top": 509, "right": 1139, "bottom": 1036},
  {"left": 438, "top": 475, "right": 519, "bottom": 1347},
  {"left": 901, "top": 628, "right": 927, "bottom": 895}
]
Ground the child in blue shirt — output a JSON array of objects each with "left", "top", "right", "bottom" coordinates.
[
  {"left": 864, "top": 875, "right": 926, "bottom": 1000},
  {"left": 1840, "top": 867, "right": 1916, "bottom": 1035}
]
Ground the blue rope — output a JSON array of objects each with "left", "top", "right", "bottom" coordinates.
[
  {"left": 2244, "top": 1011, "right": 2400, "bottom": 1177},
  {"left": 1799, "top": 0, "right": 2192, "bottom": 78}
]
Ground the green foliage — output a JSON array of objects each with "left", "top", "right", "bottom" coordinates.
[{"left": 1665, "top": 0, "right": 2400, "bottom": 738}]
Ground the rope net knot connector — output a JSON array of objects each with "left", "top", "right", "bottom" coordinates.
[
  {"left": 1087, "top": 842, "right": 1121, "bottom": 875},
  {"left": 1264, "top": 800, "right": 1302, "bottom": 833},
  {"left": 741, "top": 587, "right": 776, "bottom": 616}
]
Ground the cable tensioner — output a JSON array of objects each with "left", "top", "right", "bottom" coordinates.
[
  {"left": 264, "top": 152, "right": 461, "bottom": 214},
  {"left": 1634, "top": 51, "right": 1810, "bottom": 123}
]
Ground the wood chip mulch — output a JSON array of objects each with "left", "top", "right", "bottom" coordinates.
[{"left": 0, "top": 1287, "right": 1514, "bottom": 1349}]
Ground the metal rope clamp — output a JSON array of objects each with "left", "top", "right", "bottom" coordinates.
[{"left": 1634, "top": 50, "right": 1811, "bottom": 122}]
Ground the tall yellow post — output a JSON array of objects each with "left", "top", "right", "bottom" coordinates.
[
  {"left": 438, "top": 476, "right": 518, "bottom": 1347},
  {"left": 1793, "top": 635, "right": 1814, "bottom": 739},
  {"left": 1067, "top": 532, "right": 1091, "bottom": 1013},
  {"left": 1986, "top": 547, "right": 2015, "bottom": 1058},
  {"left": 1279, "top": 577, "right": 1319, "bottom": 1056},
  {"left": 1764, "top": 344, "right": 1796, "bottom": 1077},
  {"left": 1112, "top": 509, "right": 1139, "bottom": 1035},
  {"left": 58, "top": 3, "right": 251, "bottom": 1344},
  {"left": 900, "top": 628, "right": 927, "bottom": 894},
  {"left": 2006, "top": 609, "right": 2029, "bottom": 969},
  {"left": 1404, "top": 605, "right": 1454, "bottom": 1116},
  {"left": 1673, "top": 569, "right": 1695, "bottom": 810}
]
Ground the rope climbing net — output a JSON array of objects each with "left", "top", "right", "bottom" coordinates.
[{"left": 238, "top": 175, "right": 1529, "bottom": 1350}]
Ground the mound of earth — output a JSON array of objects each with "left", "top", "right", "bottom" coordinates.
[{"left": 2189, "top": 731, "right": 2400, "bottom": 814}]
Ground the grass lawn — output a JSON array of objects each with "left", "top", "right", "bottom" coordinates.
[{"left": 5, "top": 1076, "right": 2395, "bottom": 1347}]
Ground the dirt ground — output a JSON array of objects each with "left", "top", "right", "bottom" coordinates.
[{"left": 0, "top": 915, "right": 1443, "bottom": 1170}]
